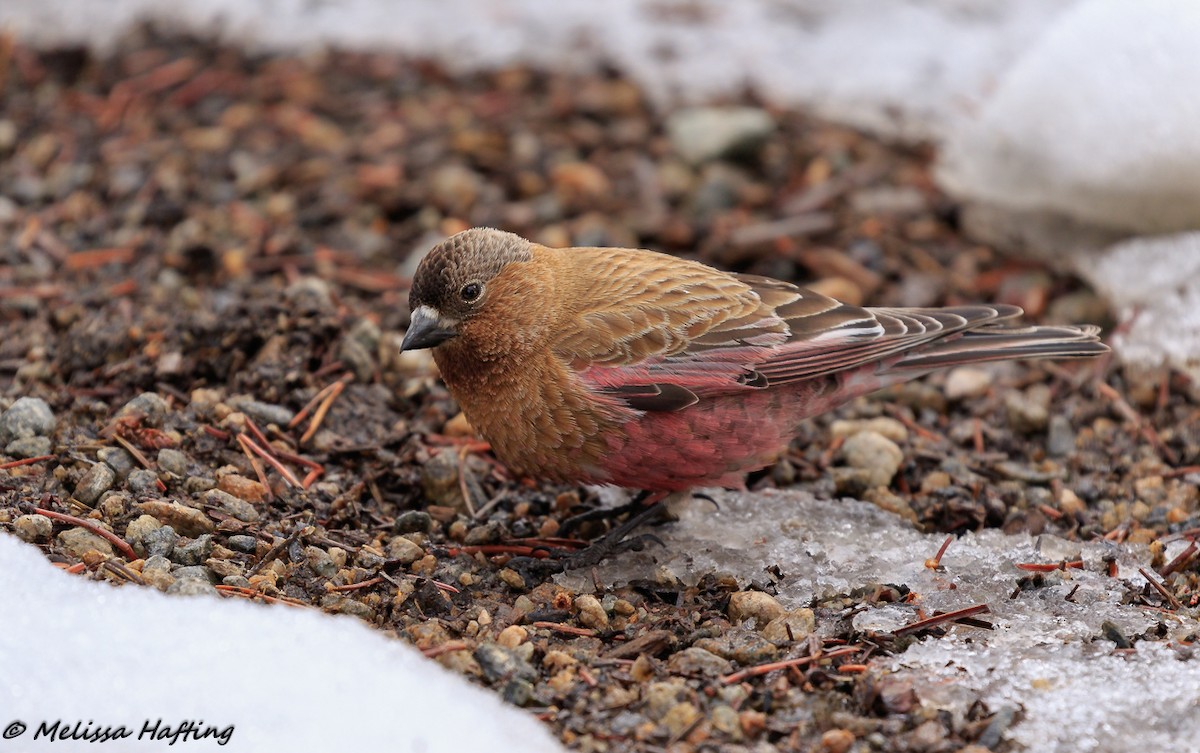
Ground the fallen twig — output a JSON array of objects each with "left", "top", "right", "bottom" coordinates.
[
  {"left": 894, "top": 604, "right": 991, "bottom": 636},
  {"left": 34, "top": 507, "right": 137, "bottom": 560},
  {"left": 720, "top": 645, "right": 862, "bottom": 685}
]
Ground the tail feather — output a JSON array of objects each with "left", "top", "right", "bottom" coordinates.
[{"left": 888, "top": 324, "right": 1108, "bottom": 372}]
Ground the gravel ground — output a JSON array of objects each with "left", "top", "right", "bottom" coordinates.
[{"left": 2, "top": 28, "right": 1198, "bottom": 753}]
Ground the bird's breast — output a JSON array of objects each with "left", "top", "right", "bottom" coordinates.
[{"left": 431, "top": 346, "right": 622, "bottom": 484}]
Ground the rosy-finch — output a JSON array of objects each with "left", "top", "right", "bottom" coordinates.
[{"left": 402, "top": 228, "right": 1107, "bottom": 494}]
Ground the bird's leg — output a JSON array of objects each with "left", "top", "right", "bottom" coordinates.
[
  {"left": 557, "top": 489, "right": 661, "bottom": 536},
  {"left": 510, "top": 500, "right": 674, "bottom": 578},
  {"left": 556, "top": 500, "right": 673, "bottom": 568}
]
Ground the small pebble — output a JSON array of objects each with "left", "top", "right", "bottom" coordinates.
[
  {"left": 739, "top": 709, "right": 767, "bottom": 738},
  {"left": 829, "top": 417, "right": 908, "bottom": 443},
  {"left": 167, "top": 575, "right": 218, "bottom": 596},
  {"left": 13, "top": 513, "right": 52, "bottom": 543},
  {"left": 386, "top": 535, "right": 424, "bottom": 565},
  {"left": 499, "top": 568, "right": 526, "bottom": 591},
  {"left": 98, "top": 447, "right": 136, "bottom": 478},
  {"left": 355, "top": 546, "right": 386, "bottom": 569},
  {"left": 1047, "top": 415, "right": 1076, "bottom": 456},
  {"left": 667, "top": 106, "right": 773, "bottom": 164},
  {"left": 141, "top": 525, "right": 179, "bottom": 559},
  {"left": 127, "top": 468, "right": 160, "bottom": 495},
  {"left": 727, "top": 590, "right": 786, "bottom": 627},
  {"left": 206, "top": 558, "right": 242, "bottom": 579},
  {"left": 762, "top": 608, "right": 817, "bottom": 643},
  {"left": 442, "top": 412, "right": 475, "bottom": 438},
  {"left": 217, "top": 473, "right": 267, "bottom": 503},
  {"left": 172, "top": 565, "right": 216, "bottom": 582},
  {"left": 190, "top": 388, "right": 223, "bottom": 413},
  {"left": 225, "top": 534, "right": 259, "bottom": 554},
  {"left": 840, "top": 431, "right": 903, "bottom": 488},
  {"left": 57, "top": 527, "right": 114, "bottom": 558},
  {"left": 820, "top": 729, "right": 855, "bottom": 753},
  {"left": 73, "top": 463, "right": 116, "bottom": 506},
  {"left": 645, "top": 680, "right": 688, "bottom": 719},
  {"left": 125, "top": 514, "right": 162, "bottom": 555},
  {"left": 156, "top": 448, "right": 189, "bottom": 476},
  {"left": 204, "top": 489, "right": 260, "bottom": 522},
  {"left": 877, "top": 675, "right": 917, "bottom": 713},
  {"left": 421, "top": 451, "right": 464, "bottom": 509},
  {"left": 574, "top": 594, "right": 609, "bottom": 630},
  {"left": 394, "top": 510, "right": 434, "bottom": 534},
  {"left": 1135, "top": 476, "right": 1166, "bottom": 506},
  {"left": 1005, "top": 384, "right": 1051, "bottom": 434},
  {"left": 5, "top": 436, "right": 52, "bottom": 458},
  {"left": 140, "top": 555, "right": 176, "bottom": 591},
  {"left": 136, "top": 500, "right": 214, "bottom": 536},
  {"left": 695, "top": 631, "right": 779, "bottom": 665},
  {"left": 474, "top": 642, "right": 536, "bottom": 682},
  {"left": 225, "top": 396, "right": 295, "bottom": 427},
  {"left": 661, "top": 702, "right": 701, "bottom": 739},
  {"left": 496, "top": 625, "right": 528, "bottom": 649},
  {"left": 711, "top": 705, "right": 742, "bottom": 739},
  {"left": 338, "top": 335, "right": 375, "bottom": 382},
  {"left": 1059, "top": 489, "right": 1086, "bottom": 517},
  {"left": 665, "top": 647, "right": 732, "bottom": 676},
  {"left": 501, "top": 679, "right": 534, "bottom": 707},
  {"left": 944, "top": 366, "right": 993, "bottom": 400},
  {"left": 908, "top": 720, "right": 945, "bottom": 750},
  {"left": 463, "top": 520, "right": 504, "bottom": 546},
  {"left": 116, "top": 392, "right": 169, "bottom": 424},
  {"left": 0, "top": 396, "right": 56, "bottom": 444},
  {"left": 172, "top": 534, "right": 214, "bottom": 566},
  {"left": 305, "top": 546, "right": 337, "bottom": 578}
]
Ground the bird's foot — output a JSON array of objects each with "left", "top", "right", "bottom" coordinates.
[
  {"left": 558, "top": 489, "right": 662, "bottom": 536},
  {"left": 509, "top": 496, "right": 674, "bottom": 577}
]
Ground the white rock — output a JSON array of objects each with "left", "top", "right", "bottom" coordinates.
[
  {"left": 667, "top": 107, "right": 773, "bottom": 164},
  {"left": 943, "top": 366, "right": 994, "bottom": 401},
  {"left": 839, "top": 430, "right": 904, "bottom": 487}
]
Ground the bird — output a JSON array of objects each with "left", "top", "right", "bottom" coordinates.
[{"left": 401, "top": 227, "right": 1108, "bottom": 497}]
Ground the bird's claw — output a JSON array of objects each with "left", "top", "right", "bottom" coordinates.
[
  {"left": 558, "top": 489, "right": 656, "bottom": 536},
  {"left": 509, "top": 499, "right": 673, "bottom": 579}
]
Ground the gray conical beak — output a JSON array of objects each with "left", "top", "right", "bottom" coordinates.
[{"left": 400, "top": 305, "right": 458, "bottom": 351}]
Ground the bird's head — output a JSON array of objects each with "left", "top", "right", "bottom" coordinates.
[{"left": 401, "top": 228, "right": 535, "bottom": 352}]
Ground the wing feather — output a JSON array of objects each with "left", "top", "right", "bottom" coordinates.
[{"left": 543, "top": 244, "right": 1074, "bottom": 412}]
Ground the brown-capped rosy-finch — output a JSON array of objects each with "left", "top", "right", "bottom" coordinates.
[{"left": 401, "top": 228, "right": 1107, "bottom": 494}]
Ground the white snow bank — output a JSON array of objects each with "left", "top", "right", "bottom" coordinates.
[
  {"left": 572, "top": 490, "right": 1199, "bottom": 750},
  {"left": 1080, "top": 233, "right": 1200, "bottom": 380},
  {"left": 0, "top": 535, "right": 565, "bottom": 753},
  {"left": 937, "top": 0, "right": 1200, "bottom": 234},
  {"left": 934, "top": 0, "right": 1200, "bottom": 375}
]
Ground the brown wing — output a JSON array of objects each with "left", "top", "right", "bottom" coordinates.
[
  {"left": 548, "top": 247, "right": 790, "bottom": 368},
  {"left": 544, "top": 244, "right": 1038, "bottom": 408}
]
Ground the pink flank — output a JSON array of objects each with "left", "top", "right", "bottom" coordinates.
[{"left": 594, "top": 365, "right": 897, "bottom": 491}]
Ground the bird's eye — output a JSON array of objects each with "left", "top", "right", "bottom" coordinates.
[{"left": 460, "top": 282, "right": 483, "bottom": 302}]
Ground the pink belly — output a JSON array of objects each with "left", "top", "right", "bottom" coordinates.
[{"left": 596, "top": 378, "right": 840, "bottom": 491}]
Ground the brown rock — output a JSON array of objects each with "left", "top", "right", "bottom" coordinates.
[
  {"left": 218, "top": 473, "right": 267, "bottom": 502},
  {"left": 136, "top": 500, "right": 214, "bottom": 537}
]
